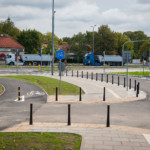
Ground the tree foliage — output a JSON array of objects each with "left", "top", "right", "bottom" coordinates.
[
  {"left": 0, "top": 17, "right": 20, "bottom": 40},
  {"left": 1, "top": 17, "right": 150, "bottom": 59},
  {"left": 17, "top": 29, "right": 41, "bottom": 54},
  {"left": 123, "top": 31, "right": 148, "bottom": 58},
  {"left": 139, "top": 42, "right": 150, "bottom": 59}
]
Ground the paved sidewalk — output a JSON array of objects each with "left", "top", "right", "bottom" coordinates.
[
  {"left": 33, "top": 73, "right": 146, "bottom": 103},
  {"left": 3, "top": 122, "right": 150, "bottom": 150}
]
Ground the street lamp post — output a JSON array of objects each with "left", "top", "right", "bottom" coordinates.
[
  {"left": 91, "top": 25, "right": 96, "bottom": 54},
  {"left": 51, "top": 0, "right": 55, "bottom": 75}
]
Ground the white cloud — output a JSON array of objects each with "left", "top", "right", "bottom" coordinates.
[{"left": 0, "top": 0, "right": 150, "bottom": 38}]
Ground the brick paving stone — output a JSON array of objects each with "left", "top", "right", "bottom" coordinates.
[
  {"left": 133, "top": 147, "right": 150, "bottom": 150},
  {"left": 103, "top": 141, "right": 122, "bottom": 146},
  {"left": 122, "top": 141, "right": 140, "bottom": 146},
  {"left": 95, "top": 145, "right": 113, "bottom": 150},
  {"left": 113, "top": 146, "right": 134, "bottom": 150},
  {"left": 112, "top": 137, "right": 129, "bottom": 142}
]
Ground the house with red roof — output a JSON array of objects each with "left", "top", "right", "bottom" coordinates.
[{"left": 0, "top": 34, "right": 24, "bottom": 63}]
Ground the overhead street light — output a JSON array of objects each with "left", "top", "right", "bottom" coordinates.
[
  {"left": 91, "top": 25, "right": 96, "bottom": 54},
  {"left": 51, "top": 0, "right": 55, "bottom": 75}
]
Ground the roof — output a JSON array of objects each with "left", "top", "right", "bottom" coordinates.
[
  {"left": 0, "top": 34, "right": 24, "bottom": 49},
  {"left": 58, "top": 44, "right": 70, "bottom": 53},
  {"left": 97, "top": 55, "right": 122, "bottom": 62}
]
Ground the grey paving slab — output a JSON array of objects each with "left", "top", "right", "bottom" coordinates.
[{"left": 27, "top": 126, "right": 150, "bottom": 150}]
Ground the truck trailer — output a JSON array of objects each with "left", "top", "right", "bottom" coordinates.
[
  {"left": 6, "top": 53, "right": 52, "bottom": 66},
  {"left": 83, "top": 53, "right": 122, "bottom": 66}
]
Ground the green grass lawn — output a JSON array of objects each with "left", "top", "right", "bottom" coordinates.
[
  {"left": 0, "top": 84, "right": 4, "bottom": 95},
  {"left": 111, "top": 71, "right": 150, "bottom": 76},
  {"left": 0, "top": 132, "right": 81, "bottom": 150},
  {"left": 1, "top": 75, "right": 84, "bottom": 95}
]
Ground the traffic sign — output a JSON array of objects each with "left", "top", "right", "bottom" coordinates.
[
  {"left": 123, "top": 50, "right": 131, "bottom": 63},
  {"left": 56, "top": 50, "right": 65, "bottom": 60},
  {"left": 58, "top": 62, "right": 66, "bottom": 72}
]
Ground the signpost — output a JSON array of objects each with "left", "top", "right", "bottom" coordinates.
[
  {"left": 123, "top": 50, "right": 131, "bottom": 91},
  {"left": 56, "top": 50, "right": 65, "bottom": 94},
  {"left": 142, "top": 51, "right": 146, "bottom": 75}
]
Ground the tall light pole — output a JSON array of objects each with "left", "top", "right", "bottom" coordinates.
[
  {"left": 51, "top": 0, "right": 55, "bottom": 75},
  {"left": 91, "top": 25, "right": 96, "bottom": 54}
]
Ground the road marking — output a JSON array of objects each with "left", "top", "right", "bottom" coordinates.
[
  {"left": 14, "top": 95, "right": 25, "bottom": 102},
  {"left": 143, "top": 134, "right": 150, "bottom": 145}
]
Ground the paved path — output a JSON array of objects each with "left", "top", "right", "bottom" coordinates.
[
  {"left": 3, "top": 122, "right": 150, "bottom": 150},
  {"left": 1, "top": 69, "right": 150, "bottom": 149}
]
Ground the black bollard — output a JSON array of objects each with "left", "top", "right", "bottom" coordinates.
[
  {"left": 103, "top": 87, "right": 106, "bottom": 101},
  {"left": 124, "top": 78, "right": 126, "bottom": 87},
  {"left": 112, "top": 75, "right": 114, "bottom": 84},
  {"left": 56, "top": 87, "right": 58, "bottom": 101},
  {"left": 96, "top": 73, "right": 98, "bottom": 81},
  {"left": 138, "top": 82, "right": 140, "bottom": 94},
  {"left": 18, "top": 87, "right": 20, "bottom": 101},
  {"left": 107, "top": 74, "right": 108, "bottom": 83},
  {"left": 68, "top": 104, "right": 71, "bottom": 126},
  {"left": 118, "top": 76, "right": 119, "bottom": 86},
  {"left": 29, "top": 103, "right": 33, "bottom": 125},
  {"left": 91, "top": 72, "right": 93, "bottom": 80},
  {"left": 129, "top": 79, "right": 131, "bottom": 89},
  {"left": 79, "top": 87, "right": 82, "bottom": 101},
  {"left": 87, "top": 72, "right": 88, "bottom": 79},
  {"left": 136, "top": 84, "right": 139, "bottom": 97},
  {"left": 134, "top": 80, "right": 136, "bottom": 91},
  {"left": 66, "top": 70, "right": 67, "bottom": 76},
  {"left": 106, "top": 105, "right": 110, "bottom": 127},
  {"left": 77, "top": 70, "right": 78, "bottom": 77}
]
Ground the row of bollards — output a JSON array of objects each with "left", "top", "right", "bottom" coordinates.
[
  {"left": 69, "top": 70, "right": 140, "bottom": 92},
  {"left": 29, "top": 103, "right": 110, "bottom": 127},
  {"left": 55, "top": 87, "right": 106, "bottom": 102}
]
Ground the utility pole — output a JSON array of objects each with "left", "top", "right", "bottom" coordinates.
[
  {"left": 51, "top": 0, "right": 55, "bottom": 75},
  {"left": 103, "top": 51, "right": 105, "bottom": 73},
  {"left": 91, "top": 25, "right": 96, "bottom": 54}
]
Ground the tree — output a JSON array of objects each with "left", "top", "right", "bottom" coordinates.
[
  {"left": 41, "top": 32, "right": 62, "bottom": 55},
  {"left": 17, "top": 29, "right": 41, "bottom": 54},
  {"left": 69, "top": 32, "right": 90, "bottom": 61},
  {"left": 114, "top": 32, "right": 133, "bottom": 56},
  {"left": 95, "top": 25, "right": 117, "bottom": 55},
  {"left": 0, "top": 17, "right": 21, "bottom": 40},
  {"left": 139, "top": 42, "right": 150, "bottom": 60},
  {"left": 123, "top": 31, "right": 148, "bottom": 58}
]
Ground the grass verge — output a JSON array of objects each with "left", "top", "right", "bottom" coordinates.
[
  {"left": 0, "top": 132, "right": 81, "bottom": 150},
  {"left": 0, "top": 84, "right": 4, "bottom": 95},
  {"left": 1, "top": 75, "right": 84, "bottom": 95},
  {"left": 111, "top": 71, "right": 150, "bottom": 76}
]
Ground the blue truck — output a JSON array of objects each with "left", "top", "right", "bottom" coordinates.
[
  {"left": 83, "top": 53, "right": 102, "bottom": 66},
  {"left": 83, "top": 53, "right": 122, "bottom": 66}
]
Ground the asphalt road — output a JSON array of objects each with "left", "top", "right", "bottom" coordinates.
[
  {"left": 32, "top": 72, "right": 150, "bottom": 130},
  {"left": 0, "top": 77, "right": 47, "bottom": 130},
  {"left": 0, "top": 68, "right": 150, "bottom": 130}
]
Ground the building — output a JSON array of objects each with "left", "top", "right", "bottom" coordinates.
[{"left": 0, "top": 34, "right": 24, "bottom": 64}]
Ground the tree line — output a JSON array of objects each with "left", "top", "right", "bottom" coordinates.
[
  {"left": 63, "top": 25, "right": 150, "bottom": 60},
  {"left": 0, "top": 18, "right": 150, "bottom": 60}
]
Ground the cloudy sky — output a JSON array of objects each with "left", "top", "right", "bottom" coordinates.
[{"left": 0, "top": 0, "right": 150, "bottom": 38}]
